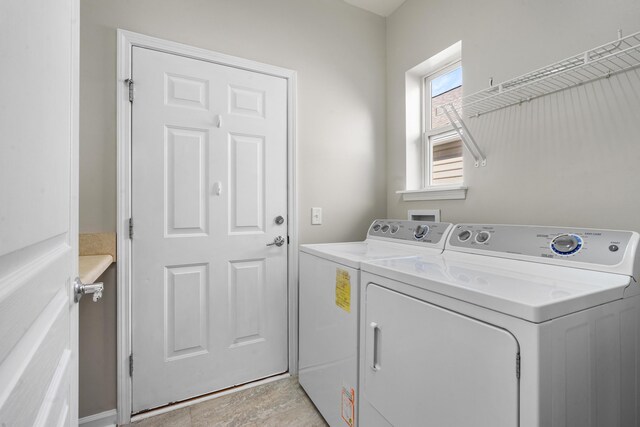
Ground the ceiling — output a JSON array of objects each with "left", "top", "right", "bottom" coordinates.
[{"left": 342, "top": 0, "right": 406, "bottom": 17}]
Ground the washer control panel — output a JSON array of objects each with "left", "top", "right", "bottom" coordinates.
[
  {"left": 368, "top": 220, "right": 452, "bottom": 244},
  {"left": 448, "top": 224, "right": 634, "bottom": 266}
]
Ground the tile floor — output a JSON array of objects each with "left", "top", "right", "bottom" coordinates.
[{"left": 129, "top": 377, "right": 328, "bottom": 427}]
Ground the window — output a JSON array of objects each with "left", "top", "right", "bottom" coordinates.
[
  {"left": 423, "top": 63, "right": 463, "bottom": 187},
  {"left": 399, "top": 41, "right": 465, "bottom": 201}
]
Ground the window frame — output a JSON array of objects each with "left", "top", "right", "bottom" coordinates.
[{"left": 421, "top": 60, "right": 463, "bottom": 188}]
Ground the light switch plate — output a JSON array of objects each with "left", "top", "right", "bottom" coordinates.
[{"left": 311, "top": 207, "right": 322, "bottom": 225}]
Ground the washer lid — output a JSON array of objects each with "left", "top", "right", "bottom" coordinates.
[
  {"left": 362, "top": 252, "right": 634, "bottom": 323},
  {"left": 300, "top": 240, "right": 442, "bottom": 269}
]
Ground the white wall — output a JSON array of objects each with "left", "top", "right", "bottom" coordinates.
[
  {"left": 386, "top": 0, "right": 640, "bottom": 230},
  {"left": 79, "top": 0, "right": 386, "bottom": 418}
]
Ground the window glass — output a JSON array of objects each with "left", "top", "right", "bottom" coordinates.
[
  {"left": 430, "top": 66, "right": 462, "bottom": 130},
  {"left": 431, "top": 138, "right": 463, "bottom": 185}
]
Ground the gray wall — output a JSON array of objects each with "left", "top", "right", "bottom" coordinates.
[
  {"left": 386, "top": 0, "right": 640, "bottom": 231},
  {"left": 79, "top": 0, "right": 386, "bottom": 418},
  {"left": 79, "top": 265, "right": 117, "bottom": 418}
]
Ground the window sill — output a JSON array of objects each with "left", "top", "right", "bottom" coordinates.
[{"left": 396, "top": 185, "right": 467, "bottom": 201}]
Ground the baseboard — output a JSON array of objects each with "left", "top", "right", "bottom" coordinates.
[{"left": 79, "top": 409, "right": 117, "bottom": 427}]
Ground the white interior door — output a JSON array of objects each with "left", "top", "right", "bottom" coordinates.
[
  {"left": 131, "top": 47, "right": 289, "bottom": 412},
  {"left": 0, "top": 0, "right": 79, "bottom": 425},
  {"left": 362, "top": 284, "right": 519, "bottom": 427}
]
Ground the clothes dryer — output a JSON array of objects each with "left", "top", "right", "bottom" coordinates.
[{"left": 359, "top": 224, "right": 640, "bottom": 427}]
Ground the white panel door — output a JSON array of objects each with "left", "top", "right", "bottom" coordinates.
[
  {"left": 131, "top": 47, "right": 288, "bottom": 412},
  {"left": 0, "top": 0, "right": 79, "bottom": 425},
  {"left": 362, "top": 284, "right": 519, "bottom": 427}
]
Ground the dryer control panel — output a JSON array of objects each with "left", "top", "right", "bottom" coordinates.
[
  {"left": 368, "top": 220, "right": 453, "bottom": 245},
  {"left": 447, "top": 224, "right": 640, "bottom": 279}
]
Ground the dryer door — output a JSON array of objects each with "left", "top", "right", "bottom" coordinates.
[{"left": 362, "top": 284, "right": 519, "bottom": 427}]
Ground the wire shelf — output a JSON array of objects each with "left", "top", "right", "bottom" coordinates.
[{"left": 449, "top": 30, "right": 640, "bottom": 118}]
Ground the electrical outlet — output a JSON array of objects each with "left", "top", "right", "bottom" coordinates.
[{"left": 311, "top": 207, "right": 322, "bottom": 225}]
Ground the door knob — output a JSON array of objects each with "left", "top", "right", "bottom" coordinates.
[
  {"left": 74, "top": 277, "right": 104, "bottom": 303},
  {"left": 266, "top": 236, "right": 286, "bottom": 247}
]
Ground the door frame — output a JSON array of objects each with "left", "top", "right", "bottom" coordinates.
[
  {"left": 116, "top": 30, "right": 298, "bottom": 425},
  {"left": 70, "top": 0, "right": 80, "bottom": 424}
]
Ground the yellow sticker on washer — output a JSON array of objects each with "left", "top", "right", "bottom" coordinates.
[{"left": 336, "top": 268, "right": 351, "bottom": 313}]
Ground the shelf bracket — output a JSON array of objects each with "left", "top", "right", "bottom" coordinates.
[{"left": 442, "top": 104, "right": 487, "bottom": 167}]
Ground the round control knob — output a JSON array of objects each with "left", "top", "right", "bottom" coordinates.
[
  {"left": 381, "top": 224, "right": 390, "bottom": 233},
  {"left": 551, "top": 234, "right": 582, "bottom": 255},
  {"left": 372, "top": 224, "right": 381, "bottom": 232},
  {"left": 457, "top": 230, "right": 472, "bottom": 242},
  {"left": 390, "top": 224, "right": 400, "bottom": 234},
  {"left": 414, "top": 224, "right": 430, "bottom": 240},
  {"left": 475, "top": 231, "right": 491, "bottom": 244}
]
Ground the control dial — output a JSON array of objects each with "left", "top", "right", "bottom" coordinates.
[
  {"left": 475, "top": 231, "right": 491, "bottom": 244},
  {"left": 414, "top": 224, "right": 430, "bottom": 240},
  {"left": 551, "top": 234, "right": 583, "bottom": 256},
  {"left": 457, "top": 230, "right": 472, "bottom": 242},
  {"left": 390, "top": 224, "right": 400, "bottom": 234}
]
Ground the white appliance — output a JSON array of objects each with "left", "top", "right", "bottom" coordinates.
[
  {"left": 298, "top": 220, "right": 453, "bottom": 427},
  {"left": 359, "top": 224, "right": 640, "bottom": 427}
]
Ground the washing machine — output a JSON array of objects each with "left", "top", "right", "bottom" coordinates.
[
  {"left": 358, "top": 224, "right": 640, "bottom": 427},
  {"left": 298, "top": 219, "right": 454, "bottom": 427}
]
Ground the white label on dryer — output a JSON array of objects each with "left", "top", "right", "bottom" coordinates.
[{"left": 341, "top": 385, "right": 355, "bottom": 427}]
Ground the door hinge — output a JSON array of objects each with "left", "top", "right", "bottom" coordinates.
[
  {"left": 129, "top": 353, "right": 133, "bottom": 377},
  {"left": 129, "top": 218, "right": 134, "bottom": 239},
  {"left": 125, "top": 78, "right": 134, "bottom": 102},
  {"left": 516, "top": 352, "right": 521, "bottom": 379}
]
